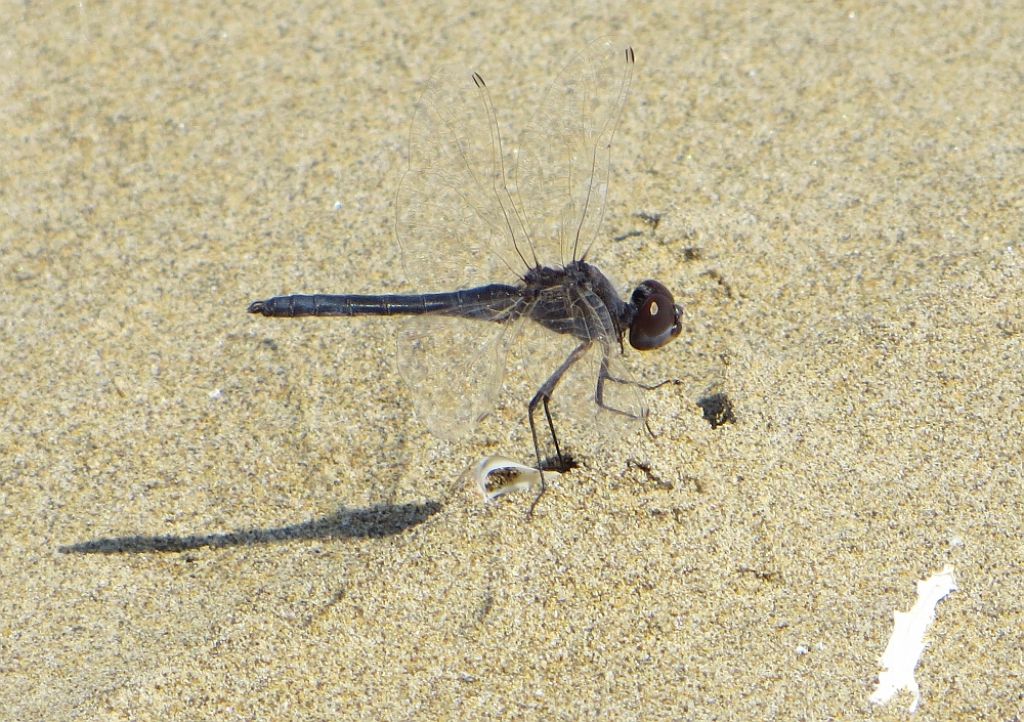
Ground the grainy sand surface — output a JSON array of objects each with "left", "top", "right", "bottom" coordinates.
[{"left": 2, "top": 2, "right": 1021, "bottom": 720}]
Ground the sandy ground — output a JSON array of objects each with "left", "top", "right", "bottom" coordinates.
[{"left": 2, "top": 1, "right": 1022, "bottom": 720}]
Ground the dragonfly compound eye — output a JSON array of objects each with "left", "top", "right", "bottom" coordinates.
[{"left": 628, "top": 280, "right": 683, "bottom": 350}]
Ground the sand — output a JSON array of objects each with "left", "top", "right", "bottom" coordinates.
[{"left": 2, "top": 2, "right": 1021, "bottom": 719}]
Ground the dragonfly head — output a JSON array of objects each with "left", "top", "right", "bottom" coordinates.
[{"left": 628, "top": 280, "right": 683, "bottom": 350}]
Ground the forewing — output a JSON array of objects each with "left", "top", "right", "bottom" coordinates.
[{"left": 514, "top": 39, "right": 635, "bottom": 268}]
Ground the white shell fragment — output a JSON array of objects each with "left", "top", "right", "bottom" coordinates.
[
  {"left": 870, "top": 565, "right": 957, "bottom": 713},
  {"left": 469, "top": 455, "right": 549, "bottom": 502}
]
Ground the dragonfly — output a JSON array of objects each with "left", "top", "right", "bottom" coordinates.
[{"left": 249, "top": 42, "right": 682, "bottom": 508}]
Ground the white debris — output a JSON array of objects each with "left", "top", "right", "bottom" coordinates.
[
  {"left": 870, "top": 565, "right": 957, "bottom": 713},
  {"left": 469, "top": 455, "right": 549, "bottom": 502}
]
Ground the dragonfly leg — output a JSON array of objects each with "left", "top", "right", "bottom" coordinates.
[
  {"left": 594, "top": 356, "right": 648, "bottom": 420},
  {"left": 541, "top": 395, "right": 564, "bottom": 465},
  {"left": 599, "top": 365, "right": 682, "bottom": 392},
  {"left": 602, "top": 375, "right": 681, "bottom": 392},
  {"left": 594, "top": 355, "right": 676, "bottom": 438},
  {"left": 527, "top": 341, "right": 591, "bottom": 515}
]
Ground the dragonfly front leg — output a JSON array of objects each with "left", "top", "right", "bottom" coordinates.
[
  {"left": 599, "top": 365, "right": 682, "bottom": 392},
  {"left": 594, "top": 355, "right": 650, "bottom": 420},
  {"left": 595, "top": 354, "right": 673, "bottom": 438}
]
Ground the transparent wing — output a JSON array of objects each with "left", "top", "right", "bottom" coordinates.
[
  {"left": 514, "top": 38, "right": 635, "bottom": 268},
  {"left": 394, "top": 61, "right": 537, "bottom": 437},
  {"left": 390, "top": 43, "right": 638, "bottom": 442},
  {"left": 396, "top": 66, "right": 531, "bottom": 291},
  {"left": 396, "top": 298, "right": 528, "bottom": 440}
]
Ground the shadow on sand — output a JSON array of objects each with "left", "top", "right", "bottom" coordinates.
[{"left": 58, "top": 501, "right": 442, "bottom": 554}]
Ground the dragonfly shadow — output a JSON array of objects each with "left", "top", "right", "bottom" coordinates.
[{"left": 57, "top": 501, "right": 442, "bottom": 555}]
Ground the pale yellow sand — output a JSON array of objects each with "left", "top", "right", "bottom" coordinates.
[{"left": 2, "top": 2, "right": 1021, "bottom": 720}]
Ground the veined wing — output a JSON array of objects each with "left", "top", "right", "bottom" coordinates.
[
  {"left": 396, "top": 60, "right": 534, "bottom": 292},
  {"left": 391, "top": 43, "right": 640, "bottom": 440},
  {"left": 513, "top": 39, "right": 636, "bottom": 269},
  {"left": 394, "top": 54, "right": 540, "bottom": 437},
  {"left": 395, "top": 292, "right": 530, "bottom": 440}
]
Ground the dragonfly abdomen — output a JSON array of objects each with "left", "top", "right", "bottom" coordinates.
[{"left": 247, "top": 284, "right": 522, "bottom": 319}]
